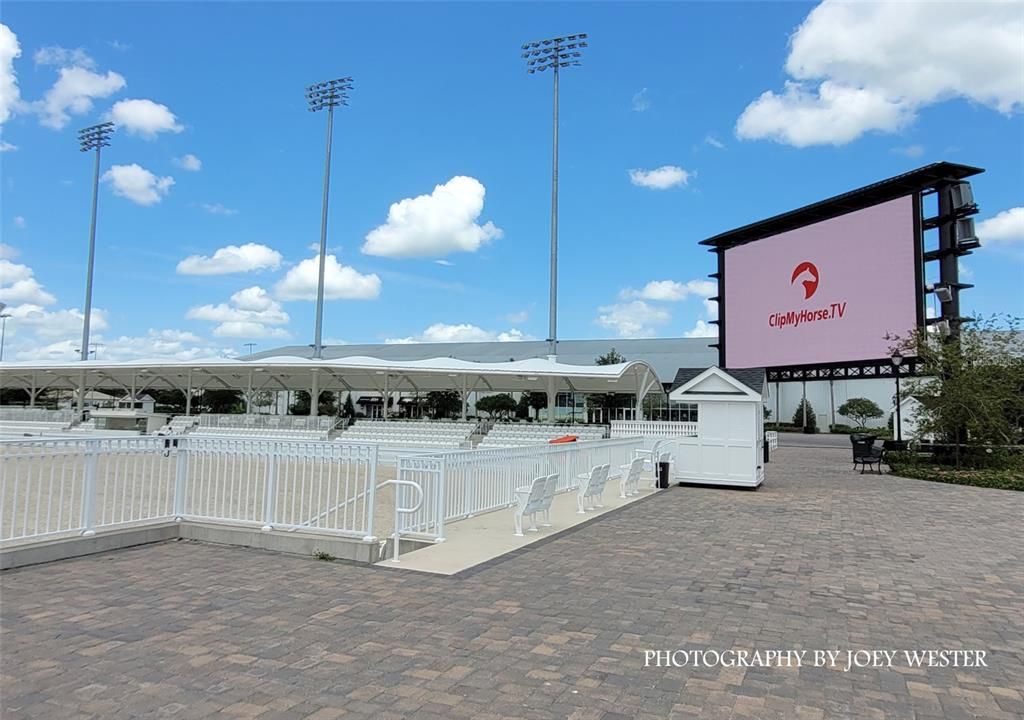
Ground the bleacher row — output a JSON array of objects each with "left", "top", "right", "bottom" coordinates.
[
  {"left": 479, "top": 423, "right": 606, "bottom": 448},
  {"left": 190, "top": 427, "right": 330, "bottom": 441},
  {"left": 0, "top": 419, "right": 73, "bottom": 436},
  {"left": 338, "top": 420, "right": 476, "bottom": 448}
]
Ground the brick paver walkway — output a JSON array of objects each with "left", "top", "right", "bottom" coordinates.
[{"left": 2, "top": 447, "right": 1022, "bottom": 719}]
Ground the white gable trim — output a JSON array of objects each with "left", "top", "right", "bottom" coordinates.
[{"left": 669, "top": 366, "right": 762, "bottom": 402}]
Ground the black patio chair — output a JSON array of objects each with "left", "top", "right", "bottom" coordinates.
[{"left": 850, "top": 434, "right": 884, "bottom": 474}]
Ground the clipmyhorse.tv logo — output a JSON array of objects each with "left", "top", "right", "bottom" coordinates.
[{"left": 768, "top": 261, "right": 846, "bottom": 329}]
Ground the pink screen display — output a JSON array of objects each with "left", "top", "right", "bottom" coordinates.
[{"left": 724, "top": 195, "right": 918, "bottom": 368}]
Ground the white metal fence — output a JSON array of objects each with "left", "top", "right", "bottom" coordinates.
[
  {"left": 395, "top": 437, "right": 645, "bottom": 541},
  {"left": 766, "top": 431, "right": 778, "bottom": 450},
  {"left": 0, "top": 407, "right": 74, "bottom": 423},
  {"left": 0, "top": 436, "right": 378, "bottom": 545},
  {"left": 610, "top": 420, "right": 698, "bottom": 438}
]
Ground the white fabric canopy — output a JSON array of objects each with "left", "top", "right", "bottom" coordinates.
[{"left": 0, "top": 355, "right": 664, "bottom": 398}]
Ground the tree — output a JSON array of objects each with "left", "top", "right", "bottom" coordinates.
[
  {"left": 476, "top": 393, "right": 517, "bottom": 419},
  {"left": 198, "top": 389, "right": 245, "bottom": 414},
  {"left": 148, "top": 389, "right": 186, "bottom": 414},
  {"left": 426, "top": 390, "right": 461, "bottom": 419},
  {"left": 596, "top": 348, "right": 626, "bottom": 366},
  {"left": 0, "top": 388, "right": 30, "bottom": 405},
  {"left": 252, "top": 391, "right": 275, "bottom": 414},
  {"left": 342, "top": 394, "right": 356, "bottom": 419},
  {"left": 290, "top": 390, "right": 338, "bottom": 416},
  {"left": 894, "top": 315, "right": 1024, "bottom": 457},
  {"left": 838, "top": 398, "right": 884, "bottom": 429},
  {"left": 793, "top": 399, "right": 817, "bottom": 433}
]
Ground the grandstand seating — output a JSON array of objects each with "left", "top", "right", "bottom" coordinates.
[
  {"left": 156, "top": 416, "right": 200, "bottom": 435},
  {"left": 478, "top": 423, "right": 606, "bottom": 448},
  {"left": 0, "top": 420, "right": 72, "bottom": 436},
  {"left": 337, "top": 420, "right": 475, "bottom": 448},
  {"left": 190, "top": 426, "right": 330, "bottom": 441}
]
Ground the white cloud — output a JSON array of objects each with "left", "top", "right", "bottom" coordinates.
[
  {"left": 596, "top": 301, "right": 671, "bottom": 339},
  {"left": 434, "top": 259, "right": 454, "bottom": 267},
  {"left": 506, "top": 309, "right": 529, "bottom": 324},
  {"left": 200, "top": 202, "right": 238, "bottom": 216},
  {"left": 892, "top": 144, "right": 925, "bottom": 158},
  {"left": 0, "top": 243, "right": 17, "bottom": 259},
  {"left": 631, "top": 88, "right": 650, "bottom": 112},
  {"left": 736, "top": 1, "right": 1024, "bottom": 146},
  {"left": 704, "top": 135, "right": 725, "bottom": 149},
  {"left": 0, "top": 140, "right": 15, "bottom": 152},
  {"left": 174, "top": 153, "right": 202, "bottom": 171},
  {"left": 684, "top": 320, "right": 717, "bottom": 339},
  {"left": 0, "top": 258, "right": 56, "bottom": 305},
  {"left": 13, "top": 215, "right": 25, "bottom": 228},
  {"left": 621, "top": 279, "right": 717, "bottom": 302},
  {"left": 274, "top": 254, "right": 381, "bottom": 301},
  {"left": 186, "top": 286, "right": 291, "bottom": 339},
  {"left": 6, "top": 303, "right": 107, "bottom": 339},
  {"left": 37, "top": 65, "right": 126, "bottom": 130},
  {"left": 628, "top": 165, "right": 692, "bottom": 190},
  {"left": 977, "top": 207, "right": 1024, "bottom": 246},
  {"left": 0, "top": 24, "right": 22, "bottom": 125},
  {"left": 362, "top": 176, "right": 503, "bottom": 258},
  {"left": 102, "top": 164, "right": 174, "bottom": 206},
  {"left": 11, "top": 327, "right": 220, "bottom": 362},
  {"left": 386, "top": 323, "right": 532, "bottom": 344},
  {"left": 108, "top": 98, "right": 183, "bottom": 138},
  {"left": 34, "top": 46, "right": 95, "bottom": 69},
  {"left": 176, "top": 243, "right": 282, "bottom": 275}
]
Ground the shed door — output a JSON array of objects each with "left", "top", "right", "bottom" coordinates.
[{"left": 696, "top": 401, "right": 755, "bottom": 483}]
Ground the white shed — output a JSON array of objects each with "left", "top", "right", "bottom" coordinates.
[{"left": 668, "top": 367, "right": 767, "bottom": 488}]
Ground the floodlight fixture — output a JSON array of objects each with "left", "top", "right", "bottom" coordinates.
[
  {"left": 949, "top": 181, "right": 976, "bottom": 213},
  {"left": 954, "top": 217, "right": 980, "bottom": 251}
]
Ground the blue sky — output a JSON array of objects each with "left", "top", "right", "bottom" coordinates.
[{"left": 1, "top": 1, "right": 1022, "bottom": 361}]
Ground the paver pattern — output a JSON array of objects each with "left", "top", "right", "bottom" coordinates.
[{"left": 2, "top": 447, "right": 1022, "bottom": 719}]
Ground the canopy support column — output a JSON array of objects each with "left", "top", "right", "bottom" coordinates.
[
  {"left": 310, "top": 370, "right": 319, "bottom": 418},
  {"left": 460, "top": 376, "right": 468, "bottom": 421},
  {"left": 245, "top": 370, "right": 253, "bottom": 415},
  {"left": 382, "top": 373, "right": 389, "bottom": 421},
  {"left": 546, "top": 377, "right": 557, "bottom": 423},
  {"left": 29, "top": 375, "right": 37, "bottom": 407},
  {"left": 185, "top": 370, "right": 193, "bottom": 416}
]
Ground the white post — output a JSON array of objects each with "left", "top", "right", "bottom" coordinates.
[
  {"left": 174, "top": 440, "right": 188, "bottom": 521},
  {"left": 382, "top": 373, "right": 389, "bottom": 421},
  {"left": 130, "top": 373, "right": 136, "bottom": 411},
  {"left": 185, "top": 370, "right": 193, "bottom": 416},
  {"left": 245, "top": 370, "right": 253, "bottom": 415},
  {"left": 81, "top": 445, "right": 98, "bottom": 536},
  {"left": 261, "top": 442, "right": 278, "bottom": 531},
  {"left": 460, "top": 376, "right": 468, "bottom": 421}
]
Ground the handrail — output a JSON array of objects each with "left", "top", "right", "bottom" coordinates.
[{"left": 377, "top": 479, "right": 424, "bottom": 563}]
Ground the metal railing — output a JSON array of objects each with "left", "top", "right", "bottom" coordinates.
[
  {"left": 766, "top": 431, "right": 778, "bottom": 450},
  {"left": 609, "top": 420, "right": 699, "bottom": 438},
  {"left": 0, "top": 436, "right": 379, "bottom": 546},
  {"left": 396, "top": 437, "right": 644, "bottom": 542}
]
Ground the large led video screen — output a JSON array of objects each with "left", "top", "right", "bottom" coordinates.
[{"left": 724, "top": 195, "right": 919, "bottom": 368}]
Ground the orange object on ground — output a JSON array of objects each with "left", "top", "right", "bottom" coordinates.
[{"left": 549, "top": 435, "right": 578, "bottom": 444}]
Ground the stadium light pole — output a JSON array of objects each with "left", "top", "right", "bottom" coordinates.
[
  {"left": 78, "top": 122, "right": 114, "bottom": 363},
  {"left": 306, "top": 76, "right": 353, "bottom": 360},
  {"left": 521, "top": 33, "right": 587, "bottom": 360},
  {"left": 0, "top": 308, "right": 11, "bottom": 362}
]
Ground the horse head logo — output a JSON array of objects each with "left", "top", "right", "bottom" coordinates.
[{"left": 790, "top": 261, "right": 820, "bottom": 300}]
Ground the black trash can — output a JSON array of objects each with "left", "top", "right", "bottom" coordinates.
[{"left": 657, "top": 461, "right": 670, "bottom": 489}]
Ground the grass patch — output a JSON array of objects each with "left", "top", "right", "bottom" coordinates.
[{"left": 888, "top": 461, "right": 1024, "bottom": 491}]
